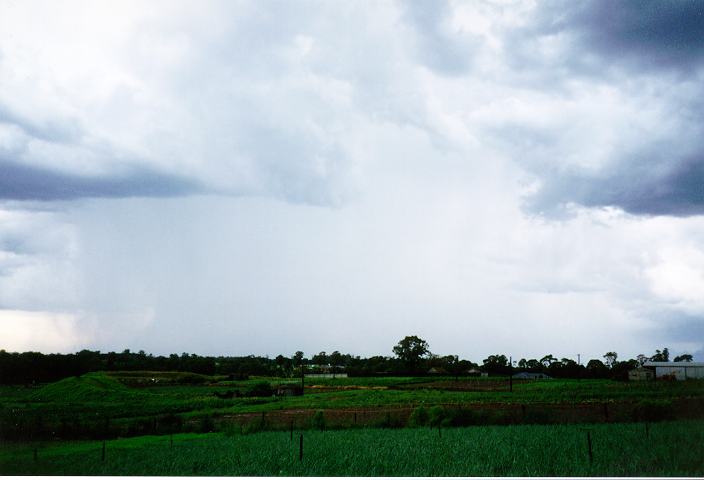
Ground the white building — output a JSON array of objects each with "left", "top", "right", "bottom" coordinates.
[{"left": 643, "top": 361, "right": 704, "bottom": 380}]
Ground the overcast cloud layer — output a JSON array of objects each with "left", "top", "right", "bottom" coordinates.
[{"left": 1, "top": 0, "right": 703, "bottom": 362}]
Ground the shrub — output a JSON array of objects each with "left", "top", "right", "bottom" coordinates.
[
  {"left": 243, "top": 417, "right": 265, "bottom": 435},
  {"left": 177, "top": 373, "right": 207, "bottom": 385},
  {"left": 409, "top": 406, "right": 429, "bottom": 427},
  {"left": 311, "top": 410, "right": 326, "bottom": 431},
  {"left": 198, "top": 415, "right": 215, "bottom": 433},
  {"left": 245, "top": 381, "right": 273, "bottom": 397},
  {"left": 160, "top": 413, "right": 183, "bottom": 433},
  {"left": 443, "top": 408, "right": 478, "bottom": 427},
  {"left": 523, "top": 408, "right": 552, "bottom": 425},
  {"left": 428, "top": 406, "right": 446, "bottom": 427},
  {"left": 633, "top": 399, "right": 673, "bottom": 422},
  {"left": 372, "top": 412, "right": 403, "bottom": 429},
  {"left": 223, "top": 423, "right": 242, "bottom": 437}
]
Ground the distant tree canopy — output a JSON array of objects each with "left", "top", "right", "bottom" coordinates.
[
  {"left": 393, "top": 335, "right": 430, "bottom": 373},
  {"left": 603, "top": 352, "right": 618, "bottom": 368},
  {"left": 0, "top": 341, "right": 688, "bottom": 385},
  {"left": 482, "top": 354, "right": 510, "bottom": 375},
  {"left": 293, "top": 351, "right": 305, "bottom": 367},
  {"left": 651, "top": 348, "right": 670, "bottom": 362}
]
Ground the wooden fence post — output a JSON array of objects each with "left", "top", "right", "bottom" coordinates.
[
  {"left": 299, "top": 433, "right": 303, "bottom": 461},
  {"left": 586, "top": 431, "right": 593, "bottom": 464}
]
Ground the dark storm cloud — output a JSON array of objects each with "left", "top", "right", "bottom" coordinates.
[
  {"left": 506, "top": 1, "right": 704, "bottom": 217},
  {"left": 0, "top": 160, "right": 203, "bottom": 201},
  {"left": 564, "top": 0, "right": 704, "bottom": 72},
  {"left": 643, "top": 311, "right": 704, "bottom": 360},
  {"left": 528, "top": 154, "right": 704, "bottom": 217},
  {"left": 514, "top": 0, "right": 704, "bottom": 75}
]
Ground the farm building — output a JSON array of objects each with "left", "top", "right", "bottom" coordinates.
[
  {"left": 512, "top": 372, "right": 552, "bottom": 380},
  {"left": 643, "top": 361, "right": 704, "bottom": 380},
  {"left": 304, "top": 373, "right": 348, "bottom": 378},
  {"left": 628, "top": 367, "right": 655, "bottom": 381}
]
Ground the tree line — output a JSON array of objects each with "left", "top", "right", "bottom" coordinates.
[{"left": 0, "top": 337, "right": 693, "bottom": 385}]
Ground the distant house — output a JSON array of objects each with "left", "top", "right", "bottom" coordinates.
[
  {"left": 512, "top": 372, "right": 552, "bottom": 380},
  {"left": 427, "top": 367, "right": 447, "bottom": 375},
  {"left": 643, "top": 361, "right": 704, "bottom": 380},
  {"left": 628, "top": 367, "right": 655, "bottom": 381},
  {"left": 466, "top": 368, "right": 482, "bottom": 377}
]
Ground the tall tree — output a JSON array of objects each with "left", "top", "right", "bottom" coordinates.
[
  {"left": 329, "top": 351, "right": 343, "bottom": 367},
  {"left": 586, "top": 359, "right": 609, "bottom": 378},
  {"left": 392, "top": 335, "right": 430, "bottom": 372},
  {"left": 293, "top": 351, "right": 305, "bottom": 367},
  {"left": 482, "top": 354, "right": 510, "bottom": 375},
  {"left": 603, "top": 352, "right": 618, "bottom": 368},
  {"left": 311, "top": 351, "right": 328, "bottom": 366},
  {"left": 651, "top": 348, "right": 670, "bottom": 362},
  {"left": 539, "top": 354, "right": 557, "bottom": 368}
]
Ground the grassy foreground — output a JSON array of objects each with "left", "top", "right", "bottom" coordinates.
[{"left": 2, "top": 420, "right": 703, "bottom": 476}]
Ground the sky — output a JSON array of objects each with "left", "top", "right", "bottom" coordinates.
[{"left": 1, "top": 0, "right": 704, "bottom": 363}]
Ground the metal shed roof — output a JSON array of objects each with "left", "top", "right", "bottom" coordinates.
[{"left": 643, "top": 361, "right": 704, "bottom": 367}]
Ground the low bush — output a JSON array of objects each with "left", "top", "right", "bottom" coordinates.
[
  {"left": 523, "top": 407, "right": 552, "bottom": 425},
  {"left": 243, "top": 417, "right": 266, "bottom": 435},
  {"left": 632, "top": 399, "right": 673, "bottom": 422},
  {"left": 198, "top": 415, "right": 215, "bottom": 433},
  {"left": 408, "top": 406, "right": 429, "bottom": 427},
  {"left": 176, "top": 373, "right": 208, "bottom": 385},
  {"left": 245, "top": 381, "right": 273, "bottom": 397},
  {"left": 311, "top": 411, "right": 326, "bottom": 431}
]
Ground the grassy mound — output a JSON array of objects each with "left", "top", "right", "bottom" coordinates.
[{"left": 29, "top": 372, "right": 137, "bottom": 403}]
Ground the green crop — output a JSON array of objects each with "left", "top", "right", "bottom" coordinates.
[{"left": 2, "top": 420, "right": 703, "bottom": 476}]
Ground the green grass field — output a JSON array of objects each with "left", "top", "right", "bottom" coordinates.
[
  {"left": 2, "top": 372, "right": 703, "bottom": 441},
  {"left": 2, "top": 420, "right": 703, "bottom": 476}
]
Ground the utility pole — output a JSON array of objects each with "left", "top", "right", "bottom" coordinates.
[
  {"left": 577, "top": 353, "right": 582, "bottom": 382},
  {"left": 509, "top": 356, "right": 513, "bottom": 392}
]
